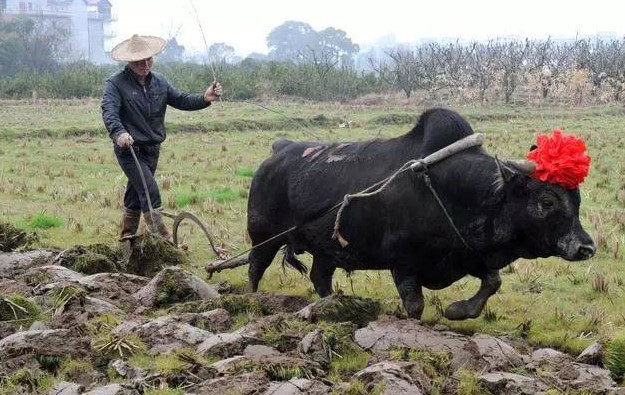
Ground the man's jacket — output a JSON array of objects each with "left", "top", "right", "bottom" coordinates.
[{"left": 102, "top": 66, "right": 209, "bottom": 145}]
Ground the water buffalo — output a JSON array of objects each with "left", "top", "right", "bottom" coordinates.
[{"left": 246, "top": 108, "right": 595, "bottom": 320}]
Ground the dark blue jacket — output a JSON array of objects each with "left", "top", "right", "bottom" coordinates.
[{"left": 101, "top": 66, "right": 209, "bottom": 145}]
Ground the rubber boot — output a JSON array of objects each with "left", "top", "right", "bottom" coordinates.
[
  {"left": 119, "top": 208, "right": 141, "bottom": 268},
  {"left": 119, "top": 208, "right": 141, "bottom": 241},
  {"left": 143, "top": 209, "right": 173, "bottom": 244}
]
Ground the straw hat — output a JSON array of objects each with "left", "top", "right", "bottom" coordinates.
[{"left": 111, "top": 34, "right": 167, "bottom": 62}]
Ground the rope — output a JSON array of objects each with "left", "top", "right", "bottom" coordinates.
[
  {"left": 225, "top": 99, "right": 321, "bottom": 141},
  {"left": 332, "top": 160, "right": 420, "bottom": 244},
  {"left": 207, "top": 167, "right": 414, "bottom": 267},
  {"left": 207, "top": 225, "right": 298, "bottom": 265},
  {"left": 422, "top": 172, "right": 472, "bottom": 250},
  {"left": 331, "top": 159, "right": 472, "bottom": 249}
]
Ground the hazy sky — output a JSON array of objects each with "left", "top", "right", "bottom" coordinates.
[{"left": 113, "top": 0, "right": 625, "bottom": 56}]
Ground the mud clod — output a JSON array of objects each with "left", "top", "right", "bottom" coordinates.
[{"left": 0, "top": 223, "right": 36, "bottom": 252}]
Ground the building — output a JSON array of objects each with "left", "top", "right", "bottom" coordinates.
[{"left": 0, "top": 0, "right": 114, "bottom": 64}]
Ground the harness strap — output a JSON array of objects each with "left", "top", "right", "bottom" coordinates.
[
  {"left": 332, "top": 134, "right": 484, "bottom": 248},
  {"left": 422, "top": 171, "right": 472, "bottom": 250}
]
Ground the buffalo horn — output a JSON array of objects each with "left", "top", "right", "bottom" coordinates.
[{"left": 505, "top": 159, "right": 537, "bottom": 175}]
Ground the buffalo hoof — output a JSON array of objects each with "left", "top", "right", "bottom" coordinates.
[{"left": 443, "top": 300, "right": 481, "bottom": 321}]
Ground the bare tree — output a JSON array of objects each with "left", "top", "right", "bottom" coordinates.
[
  {"left": 433, "top": 40, "right": 475, "bottom": 98},
  {"left": 302, "top": 47, "right": 339, "bottom": 87},
  {"left": 574, "top": 38, "right": 609, "bottom": 95},
  {"left": 528, "top": 38, "right": 554, "bottom": 98},
  {"left": 416, "top": 44, "right": 445, "bottom": 97},
  {"left": 527, "top": 39, "right": 576, "bottom": 98},
  {"left": 495, "top": 39, "right": 531, "bottom": 104},
  {"left": 466, "top": 40, "right": 499, "bottom": 104},
  {"left": 601, "top": 38, "right": 625, "bottom": 101},
  {"left": 369, "top": 47, "right": 420, "bottom": 98}
]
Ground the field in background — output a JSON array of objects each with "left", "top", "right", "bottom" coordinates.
[{"left": 1, "top": 98, "right": 625, "bottom": 354}]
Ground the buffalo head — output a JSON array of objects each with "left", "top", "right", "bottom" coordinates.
[{"left": 499, "top": 160, "right": 596, "bottom": 261}]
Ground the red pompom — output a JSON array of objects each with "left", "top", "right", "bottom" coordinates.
[{"left": 526, "top": 129, "right": 591, "bottom": 189}]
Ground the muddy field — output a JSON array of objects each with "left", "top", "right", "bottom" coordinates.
[
  {"left": 1, "top": 230, "right": 624, "bottom": 394},
  {"left": 2, "top": 101, "right": 625, "bottom": 394}
]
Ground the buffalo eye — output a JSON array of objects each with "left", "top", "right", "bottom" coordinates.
[{"left": 539, "top": 195, "right": 556, "bottom": 211}]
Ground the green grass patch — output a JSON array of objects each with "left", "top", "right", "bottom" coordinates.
[
  {"left": 207, "top": 187, "right": 239, "bottom": 203},
  {"left": 0, "top": 367, "right": 55, "bottom": 395},
  {"left": 172, "top": 191, "right": 206, "bottom": 208},
  {"left": 456, "top": 369, "right": 487, "bottom": 395},
  {"left": 0, "top": 293, "right": 42, "bottom": 324},
  {"left": 27, "top": 213, "right": 64, "bottom": 229},
  {"left": 171, "top": 187, "right": 239, "bottom": 207},
  {"left": 235, "top": 167, "right": 255, "bottom": 178},
  {"left": 332, "top": 379, "right": 386, "bottom": 395},
  {"left": 604, "top": 332, "right": 625, "bottom": 383},
  {"left": 328, "top": 349, "right": 371, "bottom": 380}
]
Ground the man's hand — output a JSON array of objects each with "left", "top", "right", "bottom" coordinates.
[
  {"left": 204, "top": 81, "right": 223, "bottom": 103},
  {"left": 116, "top": 132, "right": 134, "bottom": 148}
]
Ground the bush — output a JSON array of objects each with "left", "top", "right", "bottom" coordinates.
[
  {"left": 0, "top": 59, "right": 383, "bottom": 101},
  {"left": 46, "top": 62, "right": 113, "bottom": 98}
]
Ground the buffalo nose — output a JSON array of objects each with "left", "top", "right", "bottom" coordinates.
[{"left": 577, "top": 243, "right": 596, "bottom": 260}]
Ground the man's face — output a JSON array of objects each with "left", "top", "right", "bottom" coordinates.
[{"left": 128, "top": 57, "right": 154, "bottom": 78}]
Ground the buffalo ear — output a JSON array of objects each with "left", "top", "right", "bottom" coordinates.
[
  {"left": 495, "top": 158, "right": 537, "bottom": 198},
  {"left": 494, "top": 158, "right": 536, "bottom": 197},
  {"left": 495, "top": 157, "right": 521, "bottom": 184},
  {"left": 505, "top": 159, "right": 536, "bottom": 176}
]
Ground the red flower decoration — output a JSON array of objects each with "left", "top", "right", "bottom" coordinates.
[{"left": 526, "top": 129, "right": 591, "bottom": 189}]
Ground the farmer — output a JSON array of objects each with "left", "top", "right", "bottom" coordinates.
[{"left": 101, "top": 34, "right": 222, "bottom": 244}]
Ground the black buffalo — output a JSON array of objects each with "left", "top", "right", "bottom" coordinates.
[{"left": 246, "top": 108, "right": 595, "bottom": 320}]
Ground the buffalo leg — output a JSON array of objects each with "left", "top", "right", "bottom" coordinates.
[
  {"left": 392, "top": 268, "right": 424, "bottom": 319},
  {"left": 310, "top": 256, "right": 336, "bottom": 297},
  {"left": 247, "top": 237, "right": 283, "bottom": 293},
  {"left": 444, "top": 269, "right": 502, "bottom": 320}
]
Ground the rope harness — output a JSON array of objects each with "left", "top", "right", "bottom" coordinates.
[
  {"left": 332, "top": 160, "right": 472, "bottom": 250},
  {"left": 332, "top": 160, "right": 416, "bottom": 246}
]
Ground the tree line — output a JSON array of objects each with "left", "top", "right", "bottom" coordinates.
[{"left": 1, "top": 16, "right": 625, "bottom": 105}]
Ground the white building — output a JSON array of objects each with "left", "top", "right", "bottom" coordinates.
[{"left": 1, "top": 0, "right": 114, "bottom": 64}]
